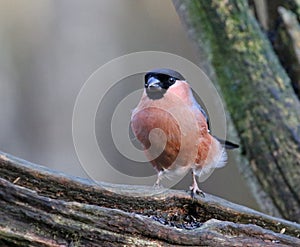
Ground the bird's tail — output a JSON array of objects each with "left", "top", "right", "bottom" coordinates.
[{"left": 214, "top": 136, "right": 239, "bottom": 149}]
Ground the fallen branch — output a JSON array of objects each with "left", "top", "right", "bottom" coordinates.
[{"left": 0, "top": 151, "right": 300, "bottom": 246}]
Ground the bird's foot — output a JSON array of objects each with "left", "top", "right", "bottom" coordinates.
[
  {"left": 153, "top": 182, "right": 162, "bottom": 189},
  {"left": 153, "top": 178, "right": 163, "bottom": 189},
  {"left": 189, "top": 184, "right": 205, "bottom": 198},
  {"left": 153, "top": 171, "right": 165, "bottom": 189}
]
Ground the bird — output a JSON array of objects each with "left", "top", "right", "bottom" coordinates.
[{"left": 130, "top": 68, "right": 238, "bottom": 197}]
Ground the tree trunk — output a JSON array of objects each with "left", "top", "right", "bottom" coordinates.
[
  {"left": 172, "top": 0, "right": 300, "bottom": 222},
  {"left": 276, "top": 6, "right": 300, "bottom": 97},
  {"left": 249, "top": 0, "right": 300, "bottom": 98},
  {"left": 0, "top": 151, "right": 300, "bottom": 246}
]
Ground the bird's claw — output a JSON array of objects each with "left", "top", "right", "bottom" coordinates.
[
  {"left": 189, "top": 185, "right": 205, "bottom": 198},
  {"left": 153, "top": 182, "right": 162, "bottom": 189}
]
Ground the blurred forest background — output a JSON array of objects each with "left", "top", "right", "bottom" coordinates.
[{"left": 0, "top": 0, "right": 261, "bottom": 209}]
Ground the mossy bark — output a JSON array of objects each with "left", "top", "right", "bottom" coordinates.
[
  {"left": 1, "top": 151, "right": 300, "bottom": 246},
  {"left": 276, "top": 6, "right": 300, "bottom": 97},
  {"left": 173, "top": 0, "right": 300, "bottom": 222}
]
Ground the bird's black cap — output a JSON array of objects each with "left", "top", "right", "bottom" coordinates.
[{"left": 145, "top": 68, "right": 185, "bottom": 82}]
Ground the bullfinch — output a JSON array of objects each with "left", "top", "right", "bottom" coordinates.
[{"left": 131, "top": 68, "right": 238, "bottom": 197}]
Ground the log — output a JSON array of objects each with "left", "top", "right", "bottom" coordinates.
[
  {"left": 172, "top": 0, "right": 300, "bottom": 222},
  {"left": 0, "top": 151, "right": 300, "bottom": 246}
]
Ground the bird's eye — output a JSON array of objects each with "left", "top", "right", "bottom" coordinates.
[{"left": 168, "top": 77, "right": 176, "bottom": 84}]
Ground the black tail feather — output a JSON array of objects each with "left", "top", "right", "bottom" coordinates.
[{"left": 214, "top": 136, "right": 239, "bottom": 149}]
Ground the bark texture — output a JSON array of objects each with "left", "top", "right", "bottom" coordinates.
[
  {"left": 173, "top": 0, "right": 300, "bottom": 223},
  {"left": 251, "top": 0, "right": 300, "bottom": 98},
  {"left": 275, "top": 5, "right": 300, "bottom": 97},
  {"left": 1, "top": 151, "right": 300, "bottom": 246}
]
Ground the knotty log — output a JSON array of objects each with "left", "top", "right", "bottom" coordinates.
[
  {"left": 0, "top": 151, "right": 300, "bottom": 246},
  {"left": 173, "top": 0, "right": 300, "bottom": 222}
]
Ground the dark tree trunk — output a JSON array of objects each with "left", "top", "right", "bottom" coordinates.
[{"left": 172, "top": 0, "right": 300, "bottom": 222}]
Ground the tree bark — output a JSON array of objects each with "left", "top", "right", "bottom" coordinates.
[
  {"left": 1, "top": 151, "right": 300, "bottom": 246},
  {"left": 250, "top": 0, "right": 300, "bottom": 98},
  {"left": 275, "top": 5, "right": 300, "bottom": 97},
  {"left": 172, "top": 0, "right": 300, "bottom": 223}
]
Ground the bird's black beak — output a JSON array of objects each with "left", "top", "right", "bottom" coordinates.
[{"left": 146, "top": 77, "right": 161, "bottom": 91}]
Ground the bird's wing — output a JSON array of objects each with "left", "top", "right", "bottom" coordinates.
[
  {"left": 191, "top": 89, "right": 210, "bottom": 131},
  {"left": 192, "top": 90, "right": 239, "bottom": 149}
]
